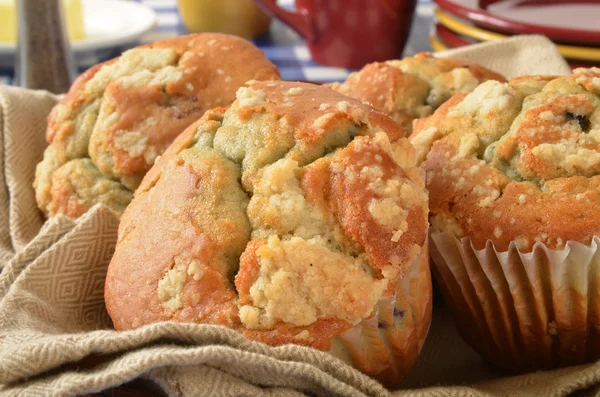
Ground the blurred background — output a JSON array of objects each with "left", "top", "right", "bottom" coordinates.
[
  {"left": 1, "top": 0, "right": 598, "bottom": 89},
  {"left": 0, "top": 0, "right": 434, "bottom": 87}
]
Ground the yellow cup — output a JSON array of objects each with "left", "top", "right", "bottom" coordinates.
[
  {"left": 0, "top": 0, "right": 85, "bottom": 43},
  {"left": 176, "top": 0, "right": 271, "bottom": 39}
]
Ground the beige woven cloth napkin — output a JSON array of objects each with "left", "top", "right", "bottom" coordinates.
[{"left": 0, "top": 35, "right": 591, "bottom": 397}]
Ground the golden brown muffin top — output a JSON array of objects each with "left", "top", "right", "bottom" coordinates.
[
  {"left": 328, "top": 52, "right": 506, "bottom": 135},
  {"left": 410, "top": 68, "right": 600, "bottom": 252},
  {"left": 35, "top": 33, "right": 280, "bottom": 218},
  {"left": 105, "top": 81, "right": 429, "bottom": 351}
]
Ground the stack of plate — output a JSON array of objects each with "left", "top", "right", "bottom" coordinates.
[{"left": 431, "top": 0, "right": 600, "bottom": 69}]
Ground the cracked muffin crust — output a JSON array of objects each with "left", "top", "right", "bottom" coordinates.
[
  {"left": 411, "top": 69, "right": 600, "bottom": 252},
  {"left": 411, "top": 68, "right": 600, "bottom": 372},
  {"left": 105, "top": 81, "right": 431, "bottom": 385},
  {"left": 34, "top": 33, "right": 280, "bottom": 218},
  {"left": 328, "top": 52, "right": 506, "bottom": 135}
]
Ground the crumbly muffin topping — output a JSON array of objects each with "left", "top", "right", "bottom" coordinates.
[
  {"left": 106, "top": 81, "right": 429, "bottom": 347},
  {"left": 411, "top": 68, "right": 600, "bottom": 251},
  {"left": 328, "top": 52, "right": 505, "bottom": 134},
  {"left": 238, "top": 235, "right": 387, "bottom": 328},
  {"left": 34, "top": 33, "right": 280, "bottom": 218}
]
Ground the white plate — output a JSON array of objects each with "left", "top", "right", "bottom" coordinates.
[{"left": 0, "top": 0, "right": 157, "bottom": 56}]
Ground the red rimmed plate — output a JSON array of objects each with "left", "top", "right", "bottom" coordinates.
[
  {"left": 435, "top": 23, "right": 473, "bottom": 48},
  {"left": 434, "top": 0, "right": 600, "bottom": 45},
  {"left": 568, "top": 60, "right": 600, "bottom": 69},
  {"left": 434, "top": 23, "right": 600, "bottom": 71}
]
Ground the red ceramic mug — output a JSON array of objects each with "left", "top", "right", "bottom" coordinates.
[{"left": 253, "top": 0, "right": 417, "bottom": 69}]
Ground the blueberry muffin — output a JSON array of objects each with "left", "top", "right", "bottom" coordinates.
[
  {"left": 328, "top": 52, "right": 505, "bottom": 134},
  {"left": 105, "top": 81, "right": 431, "bottom": 385},
  {"left": 410, "top": 68, "right": 600, "bottom": 371},
  {"left": 34, "top": 33, "right": 280, "bottom": 218}
]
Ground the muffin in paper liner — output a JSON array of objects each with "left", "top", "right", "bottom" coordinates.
[
  {"left": 330, "top": 241, "right": 432, "bottom": 386},
  {"left": 105, "top": 80, "right": 432, "bottom": 386},
  {"left": 409, "top": 68, "right": 600, "bottom": 371},
  {"left": 430, "top": 230, "right": 600, "bottom": 372}
]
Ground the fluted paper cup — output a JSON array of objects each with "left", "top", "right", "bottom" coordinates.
[
  {"left": 430, "top": 230, "right": 600, "bottom": 372},
  {"left": 329, "top": 241, "right": 432, "bottom": 386}
]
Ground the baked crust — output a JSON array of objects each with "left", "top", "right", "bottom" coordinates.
[
  {"left": 411, "top": 68, "right": 600, "bottom": 252},
  {"left": 34, "top": 33, "right": 280, "bottom": 218},
  {"left": 328, "top": 52, "right": 506, "bottom": 134},
  {"left": 105, "top": 81, "right": 430, "bottom": 384}
]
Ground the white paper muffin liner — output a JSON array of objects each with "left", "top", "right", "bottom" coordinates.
[
  {"left": 430, "top": 230, "right": 600, "bottom": 372},
  {"left": 328, "top": 241, "right": 432, "bottom": 386}
]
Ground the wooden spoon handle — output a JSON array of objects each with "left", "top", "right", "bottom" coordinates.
[{"left": 14, "top": 0, "right": 76, "bottom": 93}]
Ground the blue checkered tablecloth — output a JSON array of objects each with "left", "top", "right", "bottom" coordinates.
[{"left": 0, "top": 0, "right": 433, "bottom": 86}]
